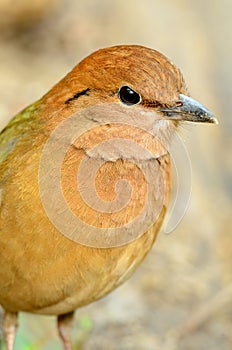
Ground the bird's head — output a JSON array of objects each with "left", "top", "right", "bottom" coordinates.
[
  {"left": 43, "top": 45, "right": 217, "bottom": 154},
  {"left": 51, "top": 45, "right": 217, "bottom": 126}
]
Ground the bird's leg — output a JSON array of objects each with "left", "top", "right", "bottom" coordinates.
[
  {"left": 2, "top": 311, "right": 18, "bottom": 350},
  {"left": 57, "top": 311, "right": 74, "bottom": 350}
]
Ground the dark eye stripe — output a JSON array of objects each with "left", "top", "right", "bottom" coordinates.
[{"left": 65, "top": 88, "right": 91, "bottom": 104}]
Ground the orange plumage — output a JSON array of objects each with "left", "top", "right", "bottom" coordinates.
[{"left": 0, "top": 45, "right": 217, "bottom": 350}]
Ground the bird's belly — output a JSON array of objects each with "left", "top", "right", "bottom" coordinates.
[
  {"left": 0, "top": 213, "right": 164, "bottom": 315},
  {"left": 0, "top": 148, "right": 170, "bottom": 315},
  {"left": 32, "top": 224, "right": 161, "bottom": 315}
]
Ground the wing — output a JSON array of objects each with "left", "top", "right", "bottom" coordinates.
[{"left": 0, "top": 100, "right": 41, "bottom": 166}]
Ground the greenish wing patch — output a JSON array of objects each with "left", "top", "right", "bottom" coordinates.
[
  {"left": 0, "top": 138, "right": 18, "bottom": 165},
  {"left": 0, "top": 100, "right": 41, "bottom": 166}
]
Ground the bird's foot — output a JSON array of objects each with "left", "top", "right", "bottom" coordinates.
[
  {"left": 3, "top": 311, "right": 18, "bottom": 350},
  {"left": 57, "top": 311, "right": 74, "bottom": 350}
]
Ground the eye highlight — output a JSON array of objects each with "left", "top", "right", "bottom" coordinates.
[{"left": 118, "top": 86, "right": 141, "bottom": 106}]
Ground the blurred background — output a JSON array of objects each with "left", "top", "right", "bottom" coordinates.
[{"left": 0, "top": 0, "right": 231, "bottom": 349}]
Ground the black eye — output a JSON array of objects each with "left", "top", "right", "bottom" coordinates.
[{"left": 118, "top": 86, "right": 141, "bottom": 106}]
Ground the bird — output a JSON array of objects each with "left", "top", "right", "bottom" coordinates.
[{"left": 0, "top": 45, "right": 217, "bottom": 350}]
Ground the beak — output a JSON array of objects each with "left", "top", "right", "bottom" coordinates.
[{"left": 159, "top": 94, "right": 218, "bottom": 124}]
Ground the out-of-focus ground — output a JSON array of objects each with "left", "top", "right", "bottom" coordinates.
[{"left": 0, "top": 0, "right": 231, "bottom": 349}]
